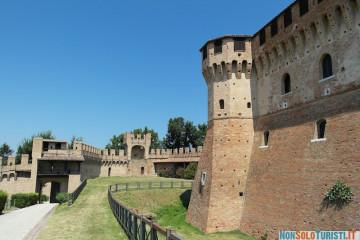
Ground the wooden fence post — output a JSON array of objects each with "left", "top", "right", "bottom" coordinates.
[{"left": 139, "top": 217, "right": 146, "bottom": 240}]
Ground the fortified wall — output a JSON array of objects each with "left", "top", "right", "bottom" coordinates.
[
  {"left": 188, "top": 0, "right": 360, "bottom": 238},
  {"left": 0, "top": 133, "right": 201, "bottom": 200},
  {"left": 100, "top": 133, "right": 202, "bottom": 177}
]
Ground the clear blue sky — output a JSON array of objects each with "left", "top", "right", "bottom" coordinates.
[{"left": 0, "top": 0, "right": 292, "bottom": 150}]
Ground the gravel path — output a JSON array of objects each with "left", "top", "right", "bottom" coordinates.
[{"left": 0, "top": 203, "right": 57, "bottom": 240}]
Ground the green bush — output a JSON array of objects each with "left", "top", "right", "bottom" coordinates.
[
  {"left": 260, "top": 233, "right": 268, "bottom": 240},
  {"left": 0, "top": 190, "right": 8, "bottom": 214},
  {"left": 56, "top": 192, "right": 70, "bottom": 204},
  {"left": 11, "top": 193, "right": 38, "bottom": 208},
  {"left": 184, "top": 162, "right": 197, "bottom": 179},
  {"left": 325, "top": 180, "right": 353, "bottom": 206},
  {"left": 158, "top": 168, "right": 175, "bottom": 178}
]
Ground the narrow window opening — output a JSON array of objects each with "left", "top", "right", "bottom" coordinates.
[
  {"left": 234, "top": 38, "right": 245, "bottom": 51},
  {"left": 214, "top": 40, "right": 222, "bottom": 54},
  {"left": 282, "top": 73, "right": 291, "bottom": 94},
  {"left": 263, "top": 131, "right": 270, "bottom": 146},
  {"left": 284, "top": 8, "right": 293, "bottom": 28},
  {"left": 316, "top": 119, "right": 327, "bottom": 139},
  {"left": 259, "top": 29, "right": 266, "bottom": 46},
  {"left": 219, "top": 99, "right": 224, "bottom": 109},
  {"left": 247, "top": 102, "right": 251, "bottom": 108},
  {"left": 322, "top": 54, "right": 333, "bottom": 79},
  {"left": 141, "top": 167, "right": 145, "bottom": 175},
  {"left": 271, "top": 20, "right": 278, "bottom": 37},
  {"left": 299, "top": 0, "right": 309, "bottom": 16}
]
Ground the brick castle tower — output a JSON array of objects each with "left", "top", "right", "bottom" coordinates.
[{"left": 187, "top": 35, "right": 254, "bottom": 232}]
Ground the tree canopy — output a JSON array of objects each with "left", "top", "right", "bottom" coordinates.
[
  {"left": 105, "top": 133, "right": 126, "bottom": 151},
  {"left": 106, "top": 118, "right": 207, "bottom": 151},
  {"left": 16, "top": 130, "right": 55, "bottom": 162},
  {"left": 0, "top": 143, "right": 13, "bottom": 165},
  {"left": 163, "top": 117, "right": 207, "bottom": 149},
  {"left": 0, "top": 143, "right": 13, "bottom": 157},
  {"left": 69, "top": 136, "right": 84, "bottom": 149}
]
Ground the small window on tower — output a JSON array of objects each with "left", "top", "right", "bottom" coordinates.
[
  {"left": 214, "top": 40, "right": 222, "bottom": 54},
  {"left": 247, "top": 102, "right": 251, "bottom": 108},
  {"left": 282, "top": 73, "right": 291, "bottom": 95},
  {"left": 316, "top": 119, "right": 327, "bottom": 139},
  {"left": 263, "top": 131, "right": 270, "bottom": 146},
  {"left": 284, "top": 8, "right": 292, "bottom": 28},
  {"left": 321, "top": 54, "right": 333, "bottom": 79},
  {"left": 219, "top": 99, "right": 224, "bottom": 109},
  {"left": 234, "top": 38, "right": 245, "bottom": 51}
]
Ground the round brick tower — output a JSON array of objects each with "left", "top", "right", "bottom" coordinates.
[{"left": 187, "top": 35, "right": 254, "bottom": 233}]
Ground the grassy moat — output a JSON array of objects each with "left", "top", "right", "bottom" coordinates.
[{"left": 37, "top": 177, "right": 254, "bottom": 240}]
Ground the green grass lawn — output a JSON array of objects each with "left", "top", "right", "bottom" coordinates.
[
  {"left": 114, "top": 188, "right": 255, "bottom": 240},
  {"left": 36, "top": 176, "right": 172, "bottom": 240},
  {"left": 37, "top": 176, "right": 255, "bottom": 240}
]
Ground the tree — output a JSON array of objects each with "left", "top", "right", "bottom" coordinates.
[
  {"left": 0, "top": 143, "right": 13, "bottom": 165},
  {"left": 164, "top": 117, "right": 186, "bottom": 149},
  {"left": 184, "top": 162, "right": 197, "bottom": 179},
  {"left": 69, "top": 136, "right": 83, "bottom": 149},
  {"left": 163, "top": 117, "right": 207, "bottom": 149},
  {"left": 105, "top": 133, "right": 125, "bottom": 151},
  {"left": 16, "top": 130, "right": 55, "bottom": 163},
  {"left": 0, "top": 143, "right": 13, "bottom": 157},
  {"left": 194, "top": 123, "right": 207, "bottom": 147}
]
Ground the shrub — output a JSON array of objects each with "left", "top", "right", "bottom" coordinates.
[
  {"left": 11, "top": 193, "right": 38, "bottom": 208},
  {"left": 56, "top": 192, "right": 70, "bottom": 204},
  {"left": 158, "top": 168, "right": 175, "bottom": 178},
  {"left": 325, "top": 180, "right": 353, "bottom": 207},
  {"left": 0, "top": 190, "right": 8, "bottom": 214},
  {"left": 184, "top": 162, "right": 197, "bottom": 179},
  {"left": 260, "top": 233, "right": 268, "bottom": 240}
]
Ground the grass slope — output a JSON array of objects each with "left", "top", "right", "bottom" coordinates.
[
  {"left": 115, "top": 189, "right": 255, "bottom": 240},
  {"left": 36, "top": 176, "right": 172, "bottom": 240}
]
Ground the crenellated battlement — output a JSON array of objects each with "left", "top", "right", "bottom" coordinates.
[
  {"left": 149, "top": 146, "right": 203, "bottom": 157},
  {"left": 201, "top": 35, "right": 253, "bottom": 84}
]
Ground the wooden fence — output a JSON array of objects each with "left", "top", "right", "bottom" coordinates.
[{"left": 108, "top": 181, "right": 193, "bottom": 240}]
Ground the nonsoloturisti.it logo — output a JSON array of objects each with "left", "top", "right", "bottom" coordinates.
[{"left": 279, "top": 231, "right": 360, "bottom": 240}]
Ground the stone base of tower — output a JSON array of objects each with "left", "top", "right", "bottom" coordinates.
[{"left": 186, "top": 118, "right": 253, "bottom": 233}]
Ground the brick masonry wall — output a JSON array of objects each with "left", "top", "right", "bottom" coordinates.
[
  {"left": 240, "top": 90, "right": 360, "bottom": 239},
  {"left": 187, "top": 118, "right": 254, "bottom": 233}
]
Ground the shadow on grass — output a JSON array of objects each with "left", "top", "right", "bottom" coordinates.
[{"left": 180, "top": 189, "right": 191, "bottom": 209}]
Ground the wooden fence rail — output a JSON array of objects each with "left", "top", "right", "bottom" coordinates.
[
  {"left": 68, "top": 178, "right": 87, "bottom": 205},
  {"left": 108, "top": 181, "right": 193, "bottom": 240}
]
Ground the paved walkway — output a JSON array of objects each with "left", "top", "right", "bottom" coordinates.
[{"left": 0, "top": 203, "right": 57, "bottom": 240}]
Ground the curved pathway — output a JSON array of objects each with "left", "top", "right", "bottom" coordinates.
[{"left": 0, "top": 203, "right": 57, "bottom": 240}]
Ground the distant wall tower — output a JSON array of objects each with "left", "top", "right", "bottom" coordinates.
[
  {"left": 187, "top": 35, "right": 254, "bottom": 232},
  {"left": 124, "top": 132, "right": 151, "bottom": 161}
]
